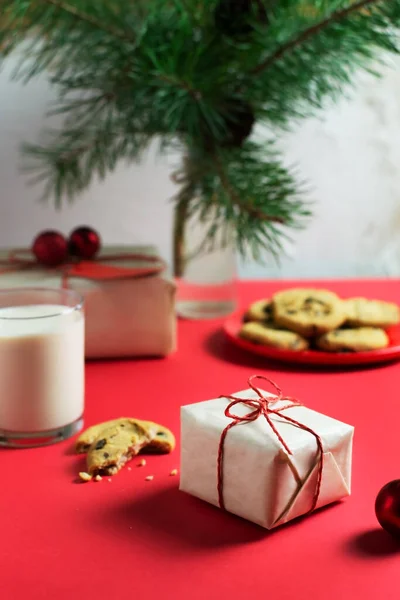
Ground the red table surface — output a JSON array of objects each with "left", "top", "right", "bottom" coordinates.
[{"left": 2, "top": 278, "right": 400, "bottom": 600}]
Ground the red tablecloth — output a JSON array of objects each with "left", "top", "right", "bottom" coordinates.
[{"left": 2, "top": 279, "right": 400, "bottom": 600}]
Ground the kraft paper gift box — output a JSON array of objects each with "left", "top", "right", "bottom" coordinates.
[
  {"left": 180, "top": 378, "right": 354, "bottom": 529},
  {"left": 0, "top": 246, "right": 176, "bottom": 359}
]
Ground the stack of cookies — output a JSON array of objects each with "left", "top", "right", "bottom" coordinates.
[{"left": 240, "top": 288, "right": 400, "bottom": 353}]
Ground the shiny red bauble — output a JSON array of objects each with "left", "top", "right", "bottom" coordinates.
[
  {"left": 32, "top": 230, "right": 68, "bottom": 267},
  {"left": 68, "top": 226, "right": 101, "bottom": 260},
  {"left": 375, "top": 480, "right": 400, "bottom": 537}
]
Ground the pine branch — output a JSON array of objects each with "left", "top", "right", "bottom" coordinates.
[
  {"left": 176, "top": 142, "right": 311, "bottom": 261},
  {"left": 39, "top": 0, "right": 131, "bottom": 41},
  {"left": 3, "top": 0, "right": 400, "bottom": 263},
  {"left": 213, "top": 153, "right": 285, "bottom": 225},
  {"left": 1, "top": 1, "right": 206, "bottom": 115},
  {"left": 172, "top": 190, "right": 191, "bottom": 278},
  {"left": 21, "top": 106, "right": 152, "bottom": 206},
  {"left": 252, "top": 0, "right": 384, "bottom": 75},
  {"left": 158, "top": 74, "right": 202, "bottom": 101}
]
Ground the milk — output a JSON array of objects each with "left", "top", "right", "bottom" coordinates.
[{"left": 0, "top": 305, "right": 84, "bottom": 433}]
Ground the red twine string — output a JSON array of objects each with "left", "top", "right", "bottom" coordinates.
[{"left": 217, "top": 375, "right": 324, "bottom": 515}]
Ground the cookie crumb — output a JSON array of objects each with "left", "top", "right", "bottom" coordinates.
[
  {"left": 127, "top": 467, "right": 132, "bottom": 471},
  {"left": 94, "top": 475, "right": 102, "bottom": 482},
  {"left": 145, "top": 475, "right": 154, "bottom": 482},
  {"left": 170, "top": 469, "right": 178, "bottom": 476},
  {"left": 108, "top": 478, "right": 112, "bottom": 482},
  {"left": 138, "top": 459, "right": 147, "bottom": 467},
  {"left": 79, "top": 472, "right": 92, "bottom": 482}
]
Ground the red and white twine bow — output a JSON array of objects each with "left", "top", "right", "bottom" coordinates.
[{"left": 217, "top": 375, "right": 324, "bottom": 514}]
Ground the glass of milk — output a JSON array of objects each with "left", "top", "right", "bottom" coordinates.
[{"left": 0, "top": 288, "right": 85, "bottom": 447}]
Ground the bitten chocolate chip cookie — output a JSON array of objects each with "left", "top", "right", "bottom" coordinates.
[
  {"left": 87, "top": 421, "right": 152, "bottom": 476},
  {"left": 344, "top": 298, "right": 400, "bottom": 329},
  {"left": 76, "top": 418, "right": 175, "bottom": 455},
  {"left": 239, "top": 321, "right": 309, "bottom": 351},
  {"left": 142, "top": 421, "right": 176, "bottom": 454},
  {"left": 316, "top": 327, "right": 389, "bottom": 352},
  {"left": 272, "top": 288, "right": 346, "bottom": 337},
  {"left": 243, "top": 299, "right": 273, "bottom": 323}
]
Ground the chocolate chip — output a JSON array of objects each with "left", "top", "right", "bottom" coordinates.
[
  {"left": 156, "top": 431, "right": 165, "bottom": 437},
  {"left": 286, "top": 309, "right": 297, "bottom": 315},
  {"left": 103, "top": 452, "right": 110, "bottom": 458},
  {"left": 95, "top": 438, "right": 107, "bottom": 450},
  {"left": 303, "top": 298, "right": 326, "bottom": 308},
  {"left": 120, "top": 424, "right": 125, "bottom": 427},
  {"left": 263, "top": 305, "right": 272, "bottom": 315}
]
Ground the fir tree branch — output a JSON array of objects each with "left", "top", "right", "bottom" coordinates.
[
  {"left": 35, "top": 0, "right": 132, "bottom": 41},
  {"left": 158, "top": 74, "right": 202, "bottom": 101},
  {"left": 172, "top": 194, "right": 191, "bottom": 278},
  {"left": 3, "top": 0, "right": 400, "bottom": 263},
  {"left": 252, "top": 0, "right": 383, "bottom": 75},
  {"left": 179, "top": 142, "right": 310, "bottom": 261},
  {"left": 21, "top": 114, "right": 152, "bottom": 206},
  {"left": 213, "top": 153, "right": 285, "bottom": 225},
  {"left": 1, "top": 1, "right": 205, "bottom": 109}
]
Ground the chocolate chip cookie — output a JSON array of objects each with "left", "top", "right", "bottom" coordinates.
[
  {"left": 272, "top": 288, "right": 346, "bottom": 337},
  {"left": 243, "top": 299, "right": 273, "bottom": 323},
  {"left": 316, "top": 327, "right": 389, "bottom": 352},
  {"left": 86, "top": 420, "right": 152, "bottom": 476},
  {"left": 142, "top": 421, "right": 176, "bottom": 453},
  {"left": 239, "top": 321, "right": 309, "bottom": 351},
  {"left": 76, "top": 418, "right": 175, "bottom": 455},
  {"left": 344, "top": 298, "right": 400, "bottom": 329}
]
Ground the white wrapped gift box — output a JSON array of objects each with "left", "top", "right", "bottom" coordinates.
[
  {"left": 0, "top": 246, "right": 176, "bottom": 359},
  {"left": 180, "top": 379, "right": 354, "bottom": 529}
]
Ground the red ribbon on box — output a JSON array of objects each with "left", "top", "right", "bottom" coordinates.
[
  {"left": 218, "top": 375, "right": 324, "bottom": 515},
  {"left": 0, "top": 248, "right": 166, "bottom": 286}
]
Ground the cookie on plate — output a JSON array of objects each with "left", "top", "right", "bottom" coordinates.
[
  {"left": 343, "top": 298, "right": 400, "bottom": 329},
  {"left": 243, "top": 299, "right": 273, "bottom": 323},
  {"left": 316, "top": 327, "right": 389, "bottom": 352},
  {"left": 239, "top": 321, "right": 309, "bottom": 351},
  {"left": 272, "top": 288, "right": 346, "bottom": 337},
  {"left": 76, "top": 418, "right": 175, "bottom": 455}
]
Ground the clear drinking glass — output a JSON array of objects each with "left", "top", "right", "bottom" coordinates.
[
  {"left": 175, "top": 210, "right": 238, "bottom": 320},
  {"left": 0, "top": 288, "right": 85, "bottom": 447}
]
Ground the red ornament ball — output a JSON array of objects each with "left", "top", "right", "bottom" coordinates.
[
  {"left": 68, "top": 226, "right": 101, "bottom": 260},
  {"left": 375, "top": 480, "right": 400, "bottom": 537},
  {"left": 32, "top": 230, "right": 68, "bottom": 267}
]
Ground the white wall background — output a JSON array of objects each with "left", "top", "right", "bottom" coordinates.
[{"left": 1, "top": 54, "right": 400, "bottom": 279}]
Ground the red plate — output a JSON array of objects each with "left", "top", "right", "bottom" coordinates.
[{"left": 223, "top": 313, "right": 400, "bottom": 366}]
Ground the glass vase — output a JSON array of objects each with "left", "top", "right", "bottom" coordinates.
[{"left": 174, "top": 206, "right": 238, "bottom": 320}]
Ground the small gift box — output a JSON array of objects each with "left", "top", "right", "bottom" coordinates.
[
  {"left": 0, "top": 245, "right": 176, "bottom": 359},
  {"left": 180, "top": 376, "right": 354, "bottom": 529}
]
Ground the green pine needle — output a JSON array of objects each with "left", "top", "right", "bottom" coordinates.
[{"left": 1, "top": 0, "right": 400, "bottom": 261}]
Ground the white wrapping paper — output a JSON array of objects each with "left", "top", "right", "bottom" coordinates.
[
  {"left": 0, "top": 246, "right": 176, "bottom": 358},
  {"left": 180, "top": 387, "right": 354, "bottom": 529}
]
